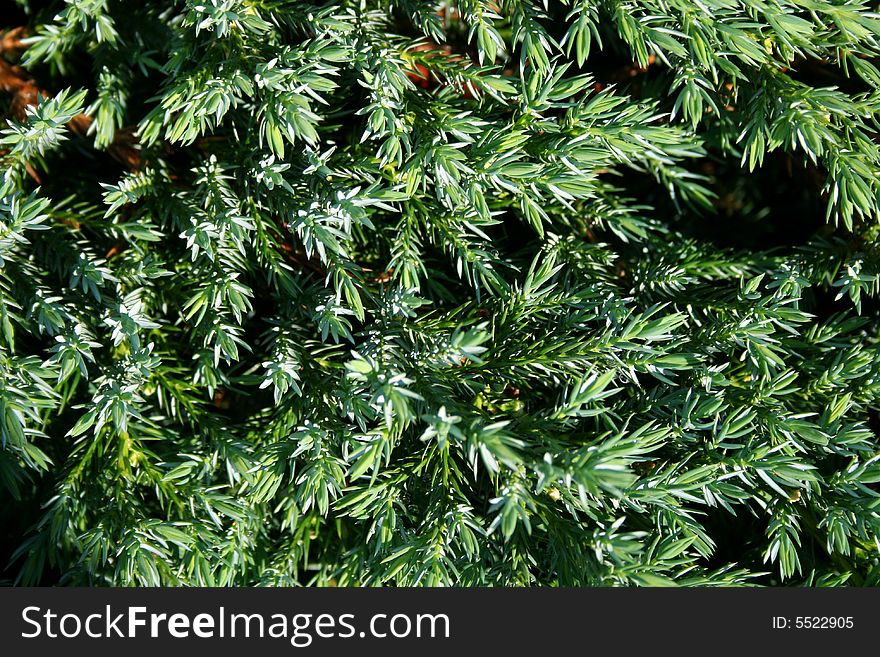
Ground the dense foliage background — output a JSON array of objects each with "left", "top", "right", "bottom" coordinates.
[{"left": 3, "top": 0, "right": 880, "bottom": 586}]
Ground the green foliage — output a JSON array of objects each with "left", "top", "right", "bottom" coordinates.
[{"left": 3, "top": 0, "right": 880, "bottom": 587}]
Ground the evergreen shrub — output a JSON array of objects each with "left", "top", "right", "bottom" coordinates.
[{"left": 3, "top": 0, "right": 880, "bottom": 586}]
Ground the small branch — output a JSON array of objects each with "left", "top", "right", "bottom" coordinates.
[
  {"left": 1, "top": 46, "right": 142, "bottom": 171},
  {"left": 0, "top": 27, "right": 27, "bottom": 55}
]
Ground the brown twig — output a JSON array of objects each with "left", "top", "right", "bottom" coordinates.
[
  {"left": 1, "top": 42, "right": 142, "bottom": 171},
  {"left": 608, "top": 54, "right": 658, "bottom": 82},
  {"left": 275, "top": 234, "right": 327, "bottom": 275},
  {"left": 0, "top": 27, "right": 27, "bottom": 55}
]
